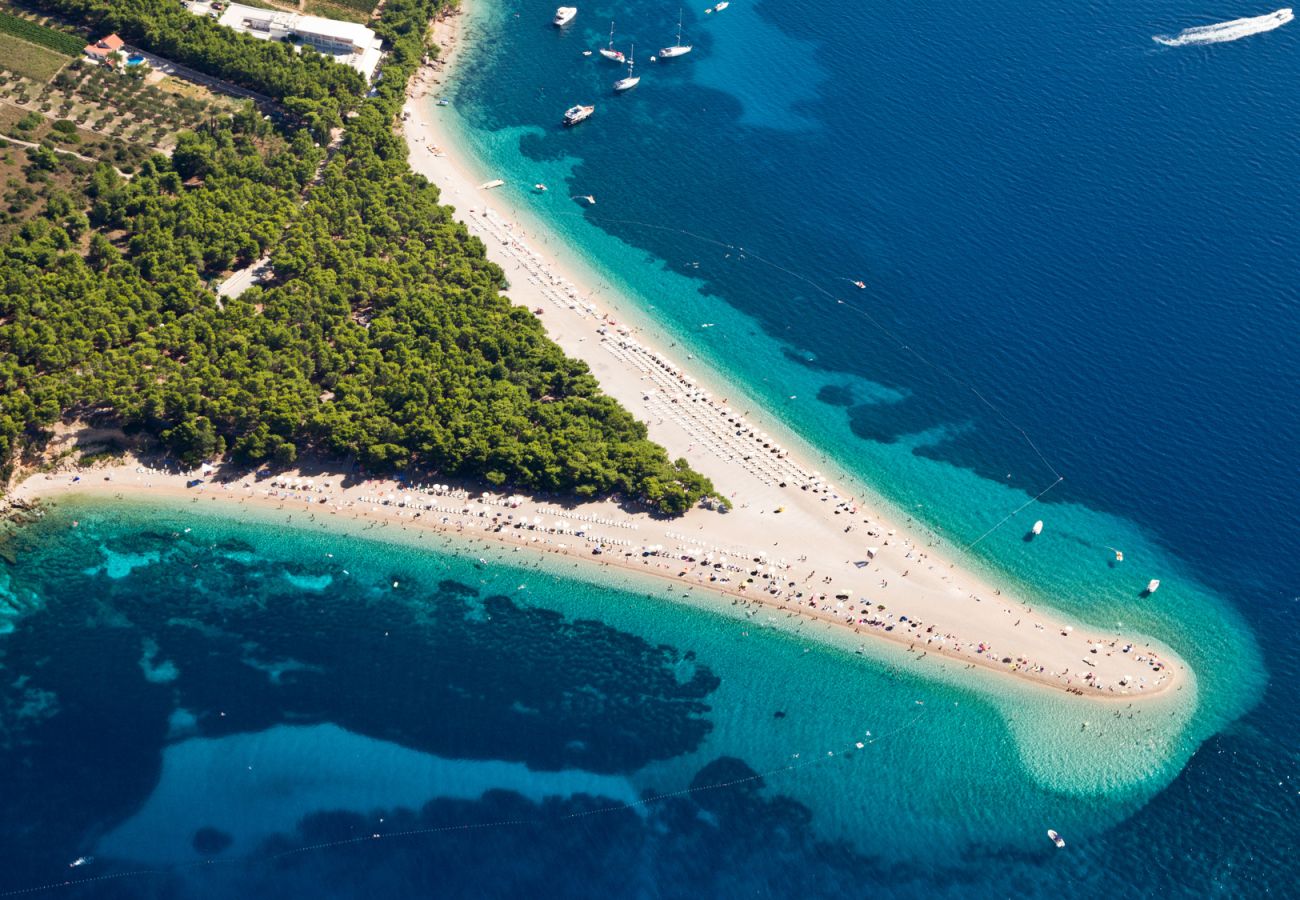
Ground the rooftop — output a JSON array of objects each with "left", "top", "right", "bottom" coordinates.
[{"left": 83, "top": 33, "right": 124, "bottom": 58}]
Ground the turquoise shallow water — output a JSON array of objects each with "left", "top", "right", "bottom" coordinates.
[
  {"left": 0, "top": 497, "right": 1289, "bottom": 897},
  {"left": 2, "top": 0, "right": 1297, "bottom": 893},
  {"left": 436, "top": 0, "right": 1279, "bottom": 786}
]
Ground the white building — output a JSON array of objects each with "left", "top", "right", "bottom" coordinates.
[{"left": 204, "top": 3, "right": 385, "bottom": 82}]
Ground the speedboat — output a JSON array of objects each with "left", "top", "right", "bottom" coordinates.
[
  {"left": 1047, "top": 830, "right": 1065, "bottom": 849},
  {"left": 714, "top": 1, "right": 730, "bottom": 9},
  {"left": 562, "top": 104, "right": 594, "bottom": 125},
  {"left": 599, "top": 21, "right": 626, "bottom": 61},
  {"left": 659, "top": 9, "right": 693, "bottom": 57},
  {"left": 1145, "top": 579, "right": 1160, "bottom": 595},
  {"left": 553, "top": 6, "right": 577, "bottom": 26}
]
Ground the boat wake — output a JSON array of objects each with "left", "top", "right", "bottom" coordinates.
[{"left": 1153, "top": 7, "right": 1293, "bottom": 46}]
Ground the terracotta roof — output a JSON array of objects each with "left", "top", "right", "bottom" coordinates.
[{"left": 83, "top": 33, "right": 124, "bottom": 57}]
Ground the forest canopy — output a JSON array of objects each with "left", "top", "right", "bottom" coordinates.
[{"left": 0, "top": 0, "right": 721, "bottom": 514}]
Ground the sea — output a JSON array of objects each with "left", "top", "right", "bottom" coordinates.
[{"left": 1, "top": 0, "right": 1297, "bottom": 896}]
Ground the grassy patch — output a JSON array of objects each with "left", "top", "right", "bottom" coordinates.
[
  {"left": 0, "top": 31, "right": 69, "bottom": 81},
  {"left": 302, "top": 0, "right": 375, "bottom": 24},
  {"left": 0, "top": 10, "right": 82, "bottom": 56}
]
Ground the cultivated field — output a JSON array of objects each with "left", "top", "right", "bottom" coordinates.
[{"left": 0, "top": 31, "right": 70, "bottom": 82}]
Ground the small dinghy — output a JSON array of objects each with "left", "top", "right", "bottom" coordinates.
[
  {"left": 1047, "top": 830, "right": 1065, "bottom": 849},
  {"left": 1031, "top": 519, "right": 1043, "bottom": 536},
  {"left": 1144, "top": 579, "right": 1160, "bottom": 596}
]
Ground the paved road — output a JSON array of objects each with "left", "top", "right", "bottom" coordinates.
[{"left": 216, "top": 255, "right": 273, "bottom": 304}]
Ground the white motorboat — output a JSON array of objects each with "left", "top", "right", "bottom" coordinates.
[
  {"left": 659, "top": 9, "right": 693, "bottom": 57},
  {"left": 553, "top": 6, "right": 577, "bottom": 26},
  {"left": 714, "top": 1, "right": 730, "bottom": 9},
  {"left": 614, "top": 45, "right": 641, "bottom": 91},
  {"left": 562, "top": 104, "right": 595, "bottom": 126},
  {"left": 1145, "top": 579, "right": 1161, "bottom": 595},
  {"left": 598, "top": 21, "right": 626, "bottom": 61},
  {"left": 1031, "top": 519, "right": 1043, "bottom": 535},
  {"left": 1047, "top": 830, "right": 1065, "bottom": 849}
]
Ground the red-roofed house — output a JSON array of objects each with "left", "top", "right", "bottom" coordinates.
[{"left": 83, "top": 34, "right": 124, "bottom": 63}]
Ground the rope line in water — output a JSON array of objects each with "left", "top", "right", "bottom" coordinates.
[
  {"left": 0, "top": 707, "right": 930, "bottom": 897},
  {"left": 513, "top": 210, "right": 1066, "bottom": 543},
  {"left": 965, "top": 477, "right": 1065, "bottom": 551}
]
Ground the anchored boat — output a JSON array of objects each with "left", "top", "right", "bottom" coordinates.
[
  {"left": 659, "top": 9, "right": 693, "bottom": 57},
  {"left": 553, "top": 6, "right": 577, "bottom": 26},
  {"left": 614, "top": 45, "right": 641, "bottom": 91},
  {"left": 563, "top": 104, "right": 595, "bottom": 126},
  {"left": 599, "top": 21, "right": 625, "bottom": 62}
]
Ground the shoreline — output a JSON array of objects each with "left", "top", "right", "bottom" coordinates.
[
  {"left": 389, "top": 4, "right": 1188, "bottom": 702},
  {"left": 4, "top": 5, "right": 1187, "bottom": 707},
  {"left": 13, "top": 441, "right": 1183, "bottom": 706}
]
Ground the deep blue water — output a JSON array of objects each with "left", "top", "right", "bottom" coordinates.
[
  {"left": 433, "top": 0, "right": 1298, "bottom": 891},
  {"left": 0, "top": 498, "right": 1292, "bottom": 899},
  {"left": 2, "top": 0, "right": 1298, "bottom": 895}
]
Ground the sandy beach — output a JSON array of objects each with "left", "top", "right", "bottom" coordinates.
[{"left": 7, "top": 4, "right": 1189, "bottom": 705}]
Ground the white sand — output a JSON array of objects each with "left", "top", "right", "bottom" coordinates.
[{"left": 8, "top": 6, "right": 1189, "bottom": 703}]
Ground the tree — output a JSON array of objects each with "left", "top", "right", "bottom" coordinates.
[{"left": 161, "top": 416, "right": 224, "bottom": 466}]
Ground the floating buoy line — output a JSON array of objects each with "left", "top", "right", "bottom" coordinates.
[
  {"left": 529, "top": 209, "right": 1068, "bottom": 549},
  {"left": 4, "top": 707, "right": 933, "bottom": 897}
]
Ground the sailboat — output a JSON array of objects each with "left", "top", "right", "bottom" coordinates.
[
  {"left": 659, "top": 9, "right": 693, "bottom": 57},
  {"left": 599, "top": 21, "right": 625, "bottom": 62},
  {"left": 614, "top": 44, "right": 641, "bottom": 91}
]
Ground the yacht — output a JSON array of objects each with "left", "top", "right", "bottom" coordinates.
[
  {"left": 599, "top": 21, "right": 625, "bottom": 62},
  {"left": 614, "top": 45, "right": 641, "bottom": 91},
  {"left": 553, "top": 6, "right": 577, "bottom": 26},
  {"left": 659, "top": 9, "right": 693, "bottom": 57},
  {"left": 563, "top": 104, "right": 595, "bottom": 126}
]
